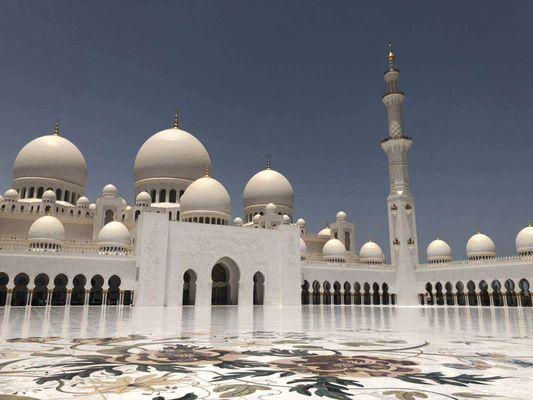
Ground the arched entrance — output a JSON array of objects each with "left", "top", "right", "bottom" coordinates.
[
  {"left": 253, "top": 271, "right": 265, "bottom": 305},
  {"left": 32, "top": 274, "right": 49, "bottom": 306},
  {"left": 183, "top": 269, "right": 197, "bottom": 305},
  {"left": 107, "top": 275, "right": 121, "bottom": 305},
  {"left": 51, "top": 274, "right": 68, "bottom": 306},
  {"left": 12, "top": 273, "right": 29, "bottom": 306},
  {"left": 211, "top": 258, "right": 240, "bottom": 305}
]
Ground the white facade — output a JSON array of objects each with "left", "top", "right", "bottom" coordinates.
[{"left": 0, "top": 47, "right": 531, "bottom": 309}]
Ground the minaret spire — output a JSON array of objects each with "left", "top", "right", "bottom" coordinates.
[
  {"left": 53, "top": 118, "right": 61, "bottom": 136},
  {"left": 266, "top": 155, "right": 272, "bottom": 170},
  {"left": 380, "top": 44, "right": 419, "bottom": 305},
  {"left": 173, "top": 108, "right": 179, "bottom": 128},
  {"left": 382, "top": 44, "right": 405, "bottom": 139}
]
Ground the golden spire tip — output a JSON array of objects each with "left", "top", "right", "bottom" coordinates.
[
  {"left": 205, "top": 165, "right": 211, "bottom": 177},
  {"left": 173, "top": 108, "right": 179, "bottom": 128},
  {"left": 53, "top": 117, "right": 61, "bottom": 136},
  {"left": 387, "top": 42, "right": 395, "bottom": 63},
  {"left": 267, "top": 156, "right": 271, "bottom": 170}
]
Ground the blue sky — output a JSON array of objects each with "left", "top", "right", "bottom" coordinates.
[{"left": 0, "top": 1, "right": 531, "bottom": 260}]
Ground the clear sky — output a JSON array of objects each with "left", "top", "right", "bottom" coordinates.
[{"left": 0, "top": 1, "right": 531, "bottom": 261}]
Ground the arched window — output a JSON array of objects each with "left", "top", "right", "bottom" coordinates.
[
  {"left": 29, "top": 187, "right": 35, "bottom": 198},
  {"left": 104, "top": 209, "right": 114, "bottom": 225},
  {"left": 169, "top": 189, "right": 177, "bottom": 203},
  {"left": 253, "top": 272, "right": 265, "bottom": 305},
  {"left": 159, "top": 189, "right": 167, "bottom": 202},
  {"left": 20, "top": 187, "right": 26, "bottom": 198},
  {"left": 135, "top": 210, "right": 141, "bottom": 221},
  {"left": 345, "top": 232, "right": 350, "bottom": 251},
  {"left": 37, "top": 187, "right": 44, "bottom": 198},
  {"left": 56, "top": 189, "right": 62, "bottom": 200},
  {"left": 150, "top": 190, "right": 156, "bottom": 203}
]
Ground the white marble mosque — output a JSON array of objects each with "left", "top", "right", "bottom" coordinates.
[{"left": 0, "top": 46, "right": 532, "bottom": 311}]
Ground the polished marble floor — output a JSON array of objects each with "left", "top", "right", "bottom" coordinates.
[{"left": 0, "top": 306, "right": 531, "bottom": 399}]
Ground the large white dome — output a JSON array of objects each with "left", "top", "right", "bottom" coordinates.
[
  {"left": 322, "top": 238, "right": 347, "bottom": 261},
  {"left": 13, "top": 134, "right": 87, "bottom": 187},
  {"left": 28, "top": 216, "right": 65, "bottom": 244},
  {"left": 427, "top": 239, "right": 452, "bottom": 263},
  {"left": 466, "top": 232, "right": 496, "bottom": 259},
  {"left": 243, "top": 167, "right": 294, "bottom": 209},
  {"left": 134, "top": 127, "right": 211, "bottom": 183},
  {"left": 180, "top": 176, "right": 231, "bottom": 216},
  {"left": 318, "top": 227, "right": 331, "bottom": 238},
  {"left": 516, "top": 225, "right": 533, "bottom": 255},
  {"left": 98, "top": 221, "right": 130, "bottom": 247},
  {"left": 359, "top": 241, "right": 385, "bottom": 264}
]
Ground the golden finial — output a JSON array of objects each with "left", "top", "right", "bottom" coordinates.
[
  {"left": 205, "top": 164, "right": 211, "bottom": 177},
  {"left": 173, "top": 108, "right": 179, "bottom": 128},
  {"left": 53, "top": 118, "right": 61, "bottom": 136},
  {"left": 267, "top": 156, "right": 272, "bottom": 170},
  {"left": 476, "top": 227, "right": 480, "bottom": 234},
  {"left": 387, "top": 42, "right": 395, "bottom": 63}
]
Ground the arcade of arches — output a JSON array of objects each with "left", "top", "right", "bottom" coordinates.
[
  {"left": 301, "top": 280, "right": 397, "bottom": 305},
  {"left": 421, "top": 279, "right": 532, "bottom": 307},
  {"left": 0, "top": 272, "right": 133, "bottom": 307}
]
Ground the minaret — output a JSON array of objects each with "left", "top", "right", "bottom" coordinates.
[{"left": 380, "top": 44, "right": 419, "bottom": 305}]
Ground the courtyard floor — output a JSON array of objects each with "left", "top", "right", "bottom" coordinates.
[{"left": 0, "top": 306, "right": 531, "bottom": 399}]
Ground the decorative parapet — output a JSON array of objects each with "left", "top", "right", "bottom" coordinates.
[
  {"left": 417, "top": 254, "right": 533, "bottom": 270},
  {"left": 302, "top": 252, "right": 393, "bottom": 270},
  {"left": 0, "top": 239, "right": 135, "bottom": 257}
]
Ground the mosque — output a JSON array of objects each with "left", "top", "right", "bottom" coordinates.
[{"left": 0, "top": 48, "right": 531, "bottom": 309}]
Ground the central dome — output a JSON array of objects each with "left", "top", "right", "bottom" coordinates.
[
  {"left": 13, "top": 134, "right": 87, "bottom": 187},
  {"left": 134, "top": 127, "right": 211, "bottom": 183}
]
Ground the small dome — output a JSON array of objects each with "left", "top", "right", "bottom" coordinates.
[
  {"left": 102, "top": 184, "right": 117, "bottom": 198},
  {"left": 300, "top": 238, "right": 307, "bottom": 255},
  {"left": 134, "top": 127, "right": 211, "bottom": 183},
  {"left": 180, "top": 176, "right": 231, "bottom": 216},
  {"left": 253, "top": 213, "right": 261, "bottom": 223},
  {"left": 136, "top": 191, "right": 151, "bottom": 205},
  {"left": 88, "top": 203, "right": 96, "bottom": 211},
  {"left": 28, "top": 216, "right": 65, "bottom": 244},
  {"left": 13, "top": 134, "right": 87, "bottom": 188},
  {"left": 336, "top": 211, "right": 347, "bottom": 222},
  {"left": 466, "top": 232, "right": 496, "bottom": 259},
  {"left": 265, "top": 202, "right": 277, "bottom": 214},
  {"left": 296, "top": 218, "right": 306, "bottom": 226},
  {"left": 42, "top": 190, "right": 56, "bottom": 202},
  {"left": 359, "top": 241, "right": 385, "bottom": 264},
  {"left": 233, "top": 217, "right": 243, "bottom": 226},
  {"left": 516, "top": 225, "right": 533, "bottom": 255},
  {"left": 322, "top": 238, "right": 347, "bottom": 261},
  {"left": 76, "top": 196, "right": 90, "bottom": 207},
  {"left": 98, "top": 221, "right": 130, "bottom": 247},
  {"left": 427, "top": 239, "right": 452, "bottom": 263},
  {"left": 318, "top": 227, "right": 331, "bottom": 238},
  {"left": 282, "top": 214, "right": 291, "bottom": 224},
  {"left": 243, "top": 167, "right": 294, "bottom": 209},
  {"left": 4, "top": 189, "right": 19, "bottom": 201}
]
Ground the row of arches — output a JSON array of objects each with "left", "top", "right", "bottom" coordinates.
[
  {"left": 149, "top": 189, "right": 185, "bottom": 204},
  {"left": 0, "top": 203, "right": 92, "bottom": 218},
  {"left": 301, "top": 280, "right": 396, "bottom": 305},
  {"left": 181, "top": 265, "right": 265, "bottom": 306},
  {"left": 421, "top": 279, "right": 532, "bottom": 307},
  {"left": 17, "top": 186, "right": 80, "bottom": 203},
  {"left": 182, "top": 216, "right": 229, "bottom": 225},
  {"left": 0, "top": 272, "right": 133, "bottom": 307}
]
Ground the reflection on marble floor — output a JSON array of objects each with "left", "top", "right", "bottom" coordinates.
[{"left": 0, "top": 306, "right": 531, "bottom": 399}]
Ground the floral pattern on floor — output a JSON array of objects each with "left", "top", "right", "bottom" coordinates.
[{"left": 0, "top": 328, "right": 531, "bottom": 399}]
